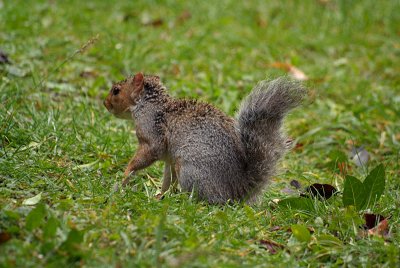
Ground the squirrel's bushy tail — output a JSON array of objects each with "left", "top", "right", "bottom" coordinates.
[{"left": 237, "top": 77, "right": 306, "bottom": 201}]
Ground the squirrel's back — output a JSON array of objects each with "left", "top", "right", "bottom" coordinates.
[{"left": 164, "top": 99, "right": 249, "bottom": 203}]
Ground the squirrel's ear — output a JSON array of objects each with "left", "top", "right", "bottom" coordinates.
[
  {"left": 133, "top": 72, "right": 144, "bottom": 88},
  {"left": 131, "top": 72, "right": 144, "bottom": 100}
]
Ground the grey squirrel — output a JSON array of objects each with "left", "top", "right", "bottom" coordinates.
[{"left": 104, "top": 73, "right": 306, "bottom": 204}]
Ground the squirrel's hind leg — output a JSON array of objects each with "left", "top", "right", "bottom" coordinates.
[
  {"left": 155, "top": 162, "right": 178, "bottom": 200},
  {"left": 161, "top": 161, "right": 178, "bottom": 193}
]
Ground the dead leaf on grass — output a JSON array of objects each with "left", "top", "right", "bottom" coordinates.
[
  {"left": 271, "top": 62, "right": 308, "bottom": 81},
  {"left": 80, "top": 70, "right": 98, "bottom": 78},
  {"left": 259, "top": 239, "right": 284, "bottom": 254},
  {"left": 301, "top": 183, "right": 338, "bottom": 200},
  {"left": 0, "top": 232, "right": 11, "bottom": 244},
  {"left": 176, "top": 10, "right": 191, "bottom": 24},
  {"left": 363, "top": 213, "right": 386, "bottom": 230},
  {"left": 0, "top": 50, "right": 11, "bottom": 64},
  {"left": 290, "top": 180, "right": 302, "bottom": 189},
  {"left": 350, "top": 146, "right": 370, "bottom": 167},
  {"left": 368, "top": 219, "right": 389, "bottom": 237},
  {"left": 359, "top": 214, "right": 390, "bottom": 238},
  {"left": 142, "top": 17, "right": 164, "bottom": 27}
]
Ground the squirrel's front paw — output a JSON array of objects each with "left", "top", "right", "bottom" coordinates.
[
  {"left": 122, "top": 177, "right": 130, "bottom": 187},
  {"left": 122, "top": 168, "right": 133, "bottom": 187},
  {"left": 155, "top": 193, "right": 165, "bottom": 200},
  {"left": 123, "top": 168, "right": 131, "bottom": 178}
]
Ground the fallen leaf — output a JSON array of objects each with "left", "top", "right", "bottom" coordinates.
[
  {"left": 5, "top": 65, "right": 27, "bottom": 77},
  {"left": 337, "top": 161, "right": 350, "bottom": 177},
  {"left": 22, "top": 192, "right": 42, "bottom": 205},
  {"left": 0, "top": 232, "right": 11, "bottom": 244},
  {"left": 269, "top": 226, "right": 283, "bottom": 232},
  {"left": 301, "top": 183, "right": 338, "bottom": 200},
  {"left": 290, "top": 180, "right": 301, "bottom": 189},
  {"left": 363, "top": 213, "right": 386, "bottom": 230},
  {"left": 291, "top": 224, "right": 311, "bottom": 243},
  {"left": 359, "top": 214, "right": 390, "bottom": 238},
  {"left": 281, "top": 186, "right": 297, "bottom": 195},
  {"left": 259, "top": 239, "right": 284, "bottom": 254},
  {"left": 142, "top": 18, "right": 164, "bottom": 27},
  {"left": 80, "top": 70, "right": 98, "bottom": 78},
  {"left": 270, "top": 62, "right": 308, "bottom": 81},
  {"left": 20, "top": 141, "right": 41, "bottom": 151},
  {"left": 73, "top": 159, "right": 99, "bottom": 170},
  {"left": 294, "top": 142, "right": 304, "bottom": 151},
  {"left": 176, "top": 10, "right": 191, "bottom": 24},
  {"left": 0, "top": 50, "right": 11, "bottom": 64},
  {"left": 170, "top": 64, "right": 180, "bottom": 76},
  {"left": 316, "top": 234, "right": 343, "bottom": 247},
  {"left": 256, "top": 17, "right": 268, "bottom": 28},
  {"left": 368, "top": 219, "right": 389, "bottom": 237},
  {"left": 350, "top": 146, "right": 370, "bottom": 167}
]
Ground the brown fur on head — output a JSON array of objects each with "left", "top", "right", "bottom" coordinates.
[{"left": 104, "top": 72, "right": 144, "bottom": 119}]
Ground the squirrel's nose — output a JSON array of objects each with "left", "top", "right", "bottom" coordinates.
[{"left": 103, "top": 99, "right": 109, "bottom": 108}]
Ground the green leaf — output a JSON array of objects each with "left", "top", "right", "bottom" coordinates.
[
  {"left": 291, "top": 224, "right": 311, "bottom": 243},
  {"left": 343, "top": 175, "right": 366, "bottom": 210},
  {"left": 316, "top": 234, "right": 343, "bottom": 248},
  {"left": 43, "top": 217, "right": 59, "bottom": 239},
  {"left": 363, "top": 164, "right": 385, "bottom": 208},
  {"left": 22, "top": 193, "right": 42, "bottom": 206},
  {"left": 25, "top": 204, "right": 46, "bottom": 231},
  {"left": 279, "top": 197, "right": 315, "bottom": 212},
  {"left": 41, "top": 241, "right": 55, "bottom": 254},
  {"left": 61, "top": 229, "right": 84, "bottom": 253}
]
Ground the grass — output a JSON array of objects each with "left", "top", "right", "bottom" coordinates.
[{"left": 1, "top": 0, "right": 400, "bottom": 267}]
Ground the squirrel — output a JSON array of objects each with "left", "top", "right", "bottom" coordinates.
[{"left": 104, "top": 72, "right": 306, "bottom": 204}]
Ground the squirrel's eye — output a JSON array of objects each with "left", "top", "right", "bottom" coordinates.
[{"left": 112, "top": 88, "right": 120, "bottom": 96}]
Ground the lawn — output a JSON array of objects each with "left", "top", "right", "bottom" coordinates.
[{"left": 1, "top": 0, "right": 400, "bottom": 267}]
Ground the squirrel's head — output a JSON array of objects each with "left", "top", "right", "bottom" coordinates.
[{"left": 104, "top": 72, "right": 145, "bottom": 119}]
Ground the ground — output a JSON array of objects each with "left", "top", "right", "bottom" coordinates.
[{"left": 1, "top": 0, "right": 399, "bottom": 267}]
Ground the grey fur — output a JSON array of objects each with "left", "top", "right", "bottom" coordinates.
[{"left": 237, "top": 77, "right": 306, "bottom": 202}]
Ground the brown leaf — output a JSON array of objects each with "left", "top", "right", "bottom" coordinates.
[
  {"left": 170, "top": 64, "right": 180, "bottom": 76},
  {"left": 359, "top": 214, "right": 390, "bottom": 238},
  {"left": 301, "top": 183, "right": 338, "bottom": 200},
  {"left": 269, "top": 226, "right": 283, "bottom": 232},
  {"left": 294, "top": 142, "right": 304, "bottom": 151},
  {"left": 0, "top": 50, "right": 11, "bottom": 64},
  {"left": 177, "top": 10, "right": 191, "bottom": 24},
  {"left": 142, "top": 18, "right": 164, "bottom": 27},
  {"left": 337, "top": 161, "right": 351, "bottom": 177},
  {"left": 368, "top": 219, "right": 389, "bottom": 237},
  {"left": 363, "top": 213, "right": 386, "bottom": 230},
  {"left": 257, "top": 17, "right": 268, "bottom": 28},
  {"left": 290, "top": 180, "right": 302, "bottom": 189},
  {"left": 0, "top": 232, "right": 11, "bottom": 244},
  {"left": 80, "top": 70, "right": 98, "bottom": 78},
  {"left": 270, "top": 62, "right": 308, "bottom": 81},
  {"left": 259, "top": 239, "right": 284, "bottom": 254}
]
